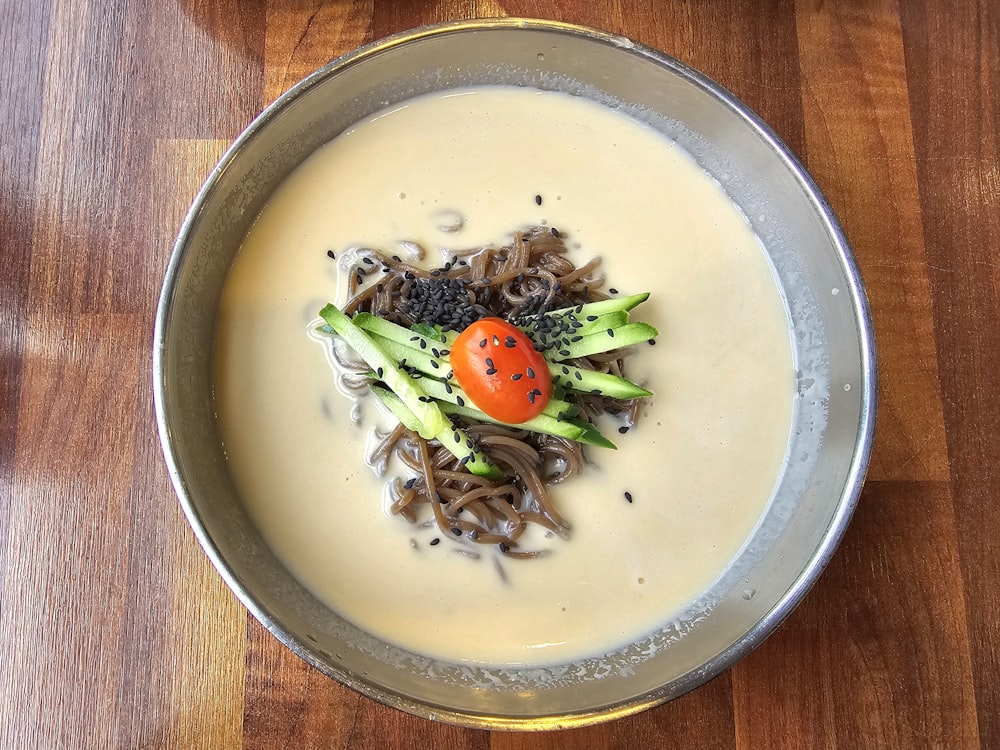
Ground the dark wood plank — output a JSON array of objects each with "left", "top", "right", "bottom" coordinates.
[
  {"left": 794, "top": 0, "right": 948, "bottom": 483},
  {"left": 496, "top": 671, "right": 738, "bottom": 748},
  {"left": 733, "top": 481, "right": 979, "bottom": 748},
  {"left": 263, "top": 0, "right": 373, "bottom": 104},
  {"left": 243, "top": 618, "right": 494, "bottom": 749},
  {"left": 0, "top": 0, "right": 51, "bottom": 598},
  {"left": 900, "top": 0, "right": 1000, "bottom": 745}
]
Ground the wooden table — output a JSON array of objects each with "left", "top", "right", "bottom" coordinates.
[{"left": 2, "top": 0, "right": 996, "bottom": 747}]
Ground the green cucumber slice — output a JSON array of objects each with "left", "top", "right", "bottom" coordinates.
[
  {"left": 318, "top": 304, "right": 447, "bottom": 440},
  {"left": 370, "top": 386, "right": 503, "bottom": 479},
  {"left": 547, "top": 322, "right": 658, "bottom": 361},
  {"left": 438, "top": 401, "right": 617, "bottom": 449},
  {"left": 548, "top": 362, "right": 652, "bottom": 399}
]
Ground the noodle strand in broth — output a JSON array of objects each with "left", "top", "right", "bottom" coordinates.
[{"left": 339, "top": 227, "right": 647, "bottom": 555}]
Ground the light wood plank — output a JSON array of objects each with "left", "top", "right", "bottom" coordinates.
[{"left": 0, "top": 312, "right": 142, "bottom": 748}]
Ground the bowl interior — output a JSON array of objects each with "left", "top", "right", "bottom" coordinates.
[{"left": 155, "top": 20, "right": 875, "bottom": 729}]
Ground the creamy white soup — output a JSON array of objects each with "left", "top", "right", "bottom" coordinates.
[{"left": 213, "top": 86, "right": 794, "bottom": 666}]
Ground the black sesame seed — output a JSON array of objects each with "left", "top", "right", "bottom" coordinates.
[
  {"left": 586, "top": 315, "right": 598, "bottom": 322},
  {"left": 648, "top": 339, "right": 657, "bottom": 346},
  {"left": 559, "top": 349, "right": 571, "bottom": 357},
  {"left": 607, "top": 328, "right": 615, "bottom": 337},
  {"left": 457, "top": 396, "right": 465, "bottom": 406},
  {"left": 431, "top": 360, "right": 440, "bottom": 369},
  {"left": 451, "top": 527, "right": 462, "bottom": 536},
  {"left": 527, "top": 391, "right": 536, "bottom": 404},
  {"left": 561, "top": 366, "right": 570, "bottom": 375},
  {"left": 526, "top": 367, "right": 535, "bottom": 379},
  {"left": 479, "top": 338, "right": 488, "bottom": 348},
  {"left": 444, "top": 381, "right": 453, "bottom": 394},
  {"left": 618, "top": 425, "right": 630, "bottom": 434},
  {"left": 574, "top": 371, "right": 583, "bottom": 381},
  {"left": 511, "top": 372, "right": 523, "bottom": 381},
  {"left": 485, "top": 357, "right": 494, "bottom": 369},
  {"left": 625, "top": 491, "right": 633, "bottom": 503},
  {"left": 591, "top": 389, "right": 601, "bottom": 395},
  {"left": 499, "top": 542, "right": 510, "bottom": 553},
  {"left": 485, "top": 367, "right": 498, "bottom": 376},
  {"left": 535, "top": 194, "right": 542, "bottom": 205},
  {"left": 404, "top": 477, "right": 417, "bottom": 489},
  {"left": 430, "top": 537, "right": 441, "bottom": 546},
  {"left": 326, "top": 249, "right": 336, "bottom": 259},
  {"left": 453, "top": 432, "right": 461, "bottom": 443},
  {"left": 362, "top": 257, "right": 374, "bottom": 265},
  {"left": 470, "top": 530, "right": 480, "bottom": 540},
  {"left": 551, "top": 227, "right": 560, "bottom": 238},
  {"left": 609, "top": 287, "right": 619, "bottom": 294},
  {"left": 504, "top": 336, "right": 516, "bottom": 348},
  {"left": 376, "top": 367, "right": 384, "bottom": 378}
]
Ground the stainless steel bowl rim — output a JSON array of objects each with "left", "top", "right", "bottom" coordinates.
[{"left": 153, "top": 17, "right": 878, "bottom": 729}]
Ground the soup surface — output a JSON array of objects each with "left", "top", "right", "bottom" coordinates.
[{"left": 213, "top": 86, "right": 794, "bottom": 666}]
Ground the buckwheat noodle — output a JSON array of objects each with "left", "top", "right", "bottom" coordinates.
[{"left": 341, "top": 227, "right": 648, "bottom": 556}]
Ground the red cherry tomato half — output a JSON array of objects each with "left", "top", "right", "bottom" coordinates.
[{"left": 450, "top": 317, "right": 553, "bottom": 424}]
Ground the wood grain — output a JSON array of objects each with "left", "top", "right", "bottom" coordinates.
[
  {"left": 1, "top": 0, "right": 995, "bottom": 747},
  {"left": 899, "top": 0, "right": 1000, "bottom": 745}
]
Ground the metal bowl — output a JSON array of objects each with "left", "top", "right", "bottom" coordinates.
[{"left": 154, "top": 18, "right": 876, "bottom": 729}]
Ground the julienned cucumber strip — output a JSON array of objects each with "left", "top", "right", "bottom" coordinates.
[
  {"left": 369, "top": 385, "right": 422, "bottom": 433},
  {"left": 523, "top": 292, "right": 650, "bottom": 325},
  {"left": 437, "top": 401, "right": 617, "bottom": 449},
  {"left": 370, "top": 386, "right": 504, "bottom": 479},
  {"left": 548, "top": 323, "right": 659, "bottom": 361},
  {"left": 357, "top": 315, "right": 649, "bottom": 402},
  {"left": 574, "top": 310, "right": 629, "bottom": 336},
  {"left": 353, "top": 313, "right": 450, "bottom": 359},
  {"left": 414, "top": 372, "right": 579, "bottom": 421},
  {"left": 318, "top": 304, "right": 447, "bottom": 440},
  {"left": 548, "top": 362, "right": 652, "bottom": 400},
  {"left": 362, "top": 333, "right": 448, "bottom": 381}
]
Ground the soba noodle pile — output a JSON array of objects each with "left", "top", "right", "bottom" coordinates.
[{"left": 335, "top": 227, "right": 648, "bottom": 558}]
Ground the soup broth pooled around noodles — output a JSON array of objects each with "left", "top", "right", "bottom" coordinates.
[{"left": 212, "top": 85, "right": 795, "bottom": 666}]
